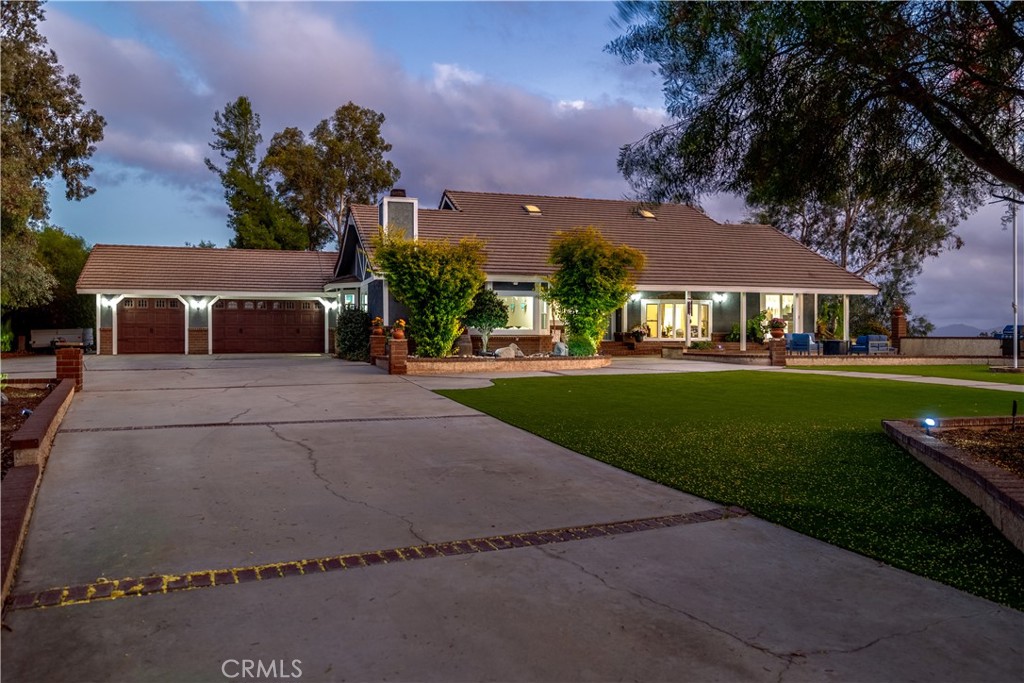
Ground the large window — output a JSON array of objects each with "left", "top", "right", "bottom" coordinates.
[
  {"left": 764, "top": 294, "right": 795, "bottom": 329},
  {"left": 498, "top": 295, "right": 534, "bottom": 329},
  {"left": 641, "top": 299, "right": 711, "bottom": 340}
]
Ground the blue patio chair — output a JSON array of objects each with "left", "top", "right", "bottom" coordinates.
[{"left": 790, "top": 333, "right": 821, "bottom": 355}]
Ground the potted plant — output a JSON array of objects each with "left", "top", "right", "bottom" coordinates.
[
  {"left": 391, "top": 318, "right": 407, "bottom": 340},
  {"left": 768, "top": 317, "right": 787, "bottom": 338},
  {"left": 629, "top": 323, "right": 650, "bottom": 343},
  {"left": 371, "top": 316, "right": 384, "bottom": 336}
]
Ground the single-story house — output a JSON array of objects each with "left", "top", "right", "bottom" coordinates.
[{"left": 77, "top": 189, "right": 876, "bottom": 355}]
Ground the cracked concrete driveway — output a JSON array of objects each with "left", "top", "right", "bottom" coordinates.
[{"left": 2, "top": 354, "right": 1021, "bottom": 682}]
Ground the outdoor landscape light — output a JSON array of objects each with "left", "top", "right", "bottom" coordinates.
[{"left": 923, "top": 417, "right": 937, "bottom": 435}]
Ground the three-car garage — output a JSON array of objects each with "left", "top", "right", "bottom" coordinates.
[{"left": 78, "top": 246, "right": 341, "bottom": 355}]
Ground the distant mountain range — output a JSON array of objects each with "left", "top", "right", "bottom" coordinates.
[{"left": 932, "top": 323, "right": 998, "bottom": 337}]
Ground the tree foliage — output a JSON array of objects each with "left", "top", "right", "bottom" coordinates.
[
  {"left": 205, "top": 96, "right": 306, "bottom": 250},
  {"left": 264, "top": 102, "right": 401, "bottom": 250},
  {"left": 545, "top": 227, "right": 646, "bottom": 356},
  {"left": 5, "top": 225, "right": 92, "bottom": 330},
  {"left": 1, "top": 0, "right": 106, "bottom": 231},
  {"left": 371, "top": 230, "right": 486, "bottom": 358},
  {"left": 610, "top": 1, "right": 1023, "bottom": 204},
  {"left": 463, "top": 288, "right": 509, "bottom": 352},
  {"left": 0, "top": 230, "right": 56, "bottom": 310}
]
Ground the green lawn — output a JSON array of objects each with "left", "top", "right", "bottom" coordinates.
[
  {"left": 793, "top": 364, "right": 1024, "bottom": 385},
  {"left": 438, "top": 371, "right": 1024, "bottom": 609}
]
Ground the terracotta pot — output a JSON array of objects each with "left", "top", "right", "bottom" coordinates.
[
  {"left": 391, "top": 328, "right": 405, "bottom": 340},
  {"left": 372, "top": 327, "right": 384, "bottom": 336},
  {"left": 769, "top": 328, "right": 785, "bottom": 339}
]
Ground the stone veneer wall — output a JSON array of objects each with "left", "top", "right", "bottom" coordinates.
[{"left": 899, "top": 337, "right": 1001, "bottom": 356}]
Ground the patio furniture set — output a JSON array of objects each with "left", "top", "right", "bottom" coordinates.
[{"left": 785, "top": 333, "right": 896, "bottom": 356}]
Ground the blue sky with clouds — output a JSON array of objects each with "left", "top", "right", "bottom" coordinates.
[{"left": 39, "top": 1, "right": 1022, "bottom": 332}]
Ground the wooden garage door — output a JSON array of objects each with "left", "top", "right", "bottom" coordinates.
[
  {"left": 212, "top": 300, "right": 323, "bottom": 353},
  {"left": 117, "top": 298, "right": 185, "bottom": 354}
]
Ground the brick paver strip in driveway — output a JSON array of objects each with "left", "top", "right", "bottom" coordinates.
[
  {"left": 1, "top": 354, "right": 1020, "bottom": 683},
  {"left": 5, "top": 506, "right": 747, "bottom": 611}
]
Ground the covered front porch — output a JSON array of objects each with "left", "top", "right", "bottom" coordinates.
[{"left": 609, "top": 289, "right": 866, "bottom": 352}]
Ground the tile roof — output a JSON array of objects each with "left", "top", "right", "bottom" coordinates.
[
  {"left": 77, "top": 245, "right": 339, "bottom": 294},
  {"left": 349, "top": 190, "right": 876, "bottom": 294}
]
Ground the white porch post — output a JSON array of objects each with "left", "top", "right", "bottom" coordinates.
[
  {"left": 813, "top": 294, "right": 819, "bottom": 333},
  {"left": 684, "top": 291, "right": 691, "bottom": 346},
  {"left": 382, "top": 281, "right": 390, "bottom": 324},
  {"left": 621, "top": 303, "right": 628, "bottom": 335},
  {"left": 793, "top": 293, "right": 800, "bottom": 333},
  {"left": 176, "top": 295, "right": 189, "bottom": 354},
  {"left": 842, "top": 294, "right": 850, "bottom": 341},
  {"left": 207, "top": 296, "right": 220, "bottom": 355},
  {"left": 112, "top": 305, "right": 118, "bottom": 356},
  {"left": 739, "top": 291, "right": 747, "bottom": 352},
  {"left": 95, "top": 294, "right": 102, "bottom": 355}
]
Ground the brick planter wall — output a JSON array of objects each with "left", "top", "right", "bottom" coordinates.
[
  {"left": 768, "top": 338, "right": 787, "bottom": 366},
  {"left": 883, "top": 418, "right": 1024, "bottom": 553}
]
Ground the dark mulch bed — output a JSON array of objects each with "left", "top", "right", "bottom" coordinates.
[
  {"left": 1, "top": 386, "right": 51, "bottom": 480},
  {"left": 937, "top": 427, "right": 1024, "bottom": 478}
]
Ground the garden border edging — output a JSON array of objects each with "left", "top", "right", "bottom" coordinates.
[
  {"left": 2, "top": 377, "right": 76, "bottom": 602},
  {"left": 882, "top": 417, "right": 1023, "bottom": 553}
]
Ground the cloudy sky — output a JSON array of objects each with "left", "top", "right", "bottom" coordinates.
[{"left": 40, "top": 1, "right": 1022, "bottom": 332}]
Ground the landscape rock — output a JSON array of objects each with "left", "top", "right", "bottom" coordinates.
[{"left": 552, "top": 342, "right": 568, "bottom": 356}]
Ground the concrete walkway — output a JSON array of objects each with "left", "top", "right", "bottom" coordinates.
[{"left": 1, "top": 354, "right": 1021, "bottom": 682}]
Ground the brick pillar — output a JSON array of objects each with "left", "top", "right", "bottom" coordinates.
[
  {"left": 56, "top": 347, "right": 84, "bottom": 390},
  {"left": 370, "top": 332, "right": 387, "bottom": 362},
  {"left": 388, "top": 338, "right": 408, "bottom": 375},
  {"left": 890, "top": 308, "right": 907, "bottom": 353},
  {"left": 768, "top": 338, "right": 787, "bottom": 366}
]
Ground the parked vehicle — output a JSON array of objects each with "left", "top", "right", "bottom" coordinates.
[{"left": 29, "top": 328, "right": 95, "bottom": 352}]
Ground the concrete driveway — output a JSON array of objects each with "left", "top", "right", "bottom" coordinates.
[{"left": 2, "top": 354, "right": 1021, "bottom": 682}]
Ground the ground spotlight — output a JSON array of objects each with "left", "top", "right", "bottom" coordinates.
[{"left": 923, "top": 417, "right": 937, "bottom": 435}]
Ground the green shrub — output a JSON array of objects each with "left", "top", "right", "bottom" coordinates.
[
  {"left": 0, "top": 319, "right": 13, "bottom": 353},
  {"left": 545, "top": 227, "right": 645, "bottom": 356},
  {"left": 463, "top": 288, "right": 508, "bottom": 352},
  {"left": 372, "top": 229, "right": 486, "bottom": 358},
  {"left": 689, "top": 340, "right": 714, "bottom": 350},
  {"left": 335, "top": 307, "right": 371, "bottom": 361},
  {"left": 725, "top": 311, "right": 770, "bottom": 343}
]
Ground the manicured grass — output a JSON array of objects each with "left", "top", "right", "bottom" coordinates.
[
  {"left": 438, "top": 372, "right": 1024, "bottom": 608},
  {"left": 793, "top": 364, "right": 1024, "bottom": 385}
]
